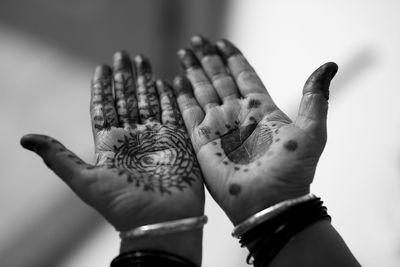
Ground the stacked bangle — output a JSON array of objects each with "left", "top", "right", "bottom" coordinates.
[
  {"left": 111, "top": 250, "right": 198, "bottom": 267},
  {"left": 234, "top": 194, "right": 330, "bottom": 266}
]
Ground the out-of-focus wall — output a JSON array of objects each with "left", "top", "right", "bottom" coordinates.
[{"left": 1, "top": 1, "right": 400, "bottom": 267}]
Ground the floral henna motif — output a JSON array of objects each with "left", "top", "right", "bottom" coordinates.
[{"left": 101, "top": 126, "right": 200, "bottom": 194}]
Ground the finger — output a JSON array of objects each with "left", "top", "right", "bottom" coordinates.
[
  {"left": 177, "top": 48, "right": 220, "bottom": 110},
  {"left": 20, "top": 134, "right": 91, "bottom": 187},
  {"left": 134, "top": 54, "right": 161, "bottom": 124},
  {"left": 90, "top": 65, "right": 118, "bottom": 136},
  {"left": 113, "top": 51, "right": 138, "bottom": 128},
  {"left": 190, "top": 35, "right": 239, "bottom": 102},
  {"left": 156, "top": 79, "right": 184, "bottom": 128},
  {"left": 295, "top": 62, "right": 338, "bottom": 133},
  {"left": 216, "top": 39, "right": 275, "bottom": 103},
  {"left": 173, "top": 75, "right": 204, "bottom": 136}
]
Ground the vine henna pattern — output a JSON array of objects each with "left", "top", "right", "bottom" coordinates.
[{"left": 99, "top": 125, "right": 200, "bottom": 195}]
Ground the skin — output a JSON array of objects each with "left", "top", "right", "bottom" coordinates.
[
  {"left": 175, "top": 36, "right": 337, "bottom": 224},
  {"left": 20, "top": 52, "right": 204, "bottom": 265},
  {"left": 175, "top": 36, "right": 360, "bottom": 267}
]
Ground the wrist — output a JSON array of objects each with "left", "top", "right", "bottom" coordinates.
[
  {"left": 230, "top": 183, "right": 310, "bottom": 225},
  {"left": 119, "top": 228, "right": 203, "bottom": 266}
]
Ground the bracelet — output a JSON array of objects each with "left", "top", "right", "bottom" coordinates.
[
  {"left": 111, "top": 250, "right": 198, "bottom": 267},
  {"left": 238, "top": 196, "right": 331, "bottom": 266},
  {"left": 239, "top": 197, "right": 322, "bottom": 247},
  {"left": 232, "top": 194, "right": 316, "bottom": 239},
  {"left": 120, "top": 215, "right": 208, "bottom": 239}
]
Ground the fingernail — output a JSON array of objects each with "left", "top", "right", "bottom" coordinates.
[
  {"left": 113, "top": 50, "right": 132, "bottom": 72},
  {"left": 156, "top": 79, "right": 169, "bottom": 94},
  {"left": 134, "top": 54, "right": 152, "bottom": 76},
  {"left": 173, "top": 76, "right": 193, "bottom": 96},
  {"left": 177, "top": 48, "right": 200, "bottom": 69},
  {"left": 215, "top": 39, "right": 241, "bottom": 59},
  {"left": 94, "top": 65, "right": 111, "bottom": 79},
  {"left": 191, "top": 35, "right": 217, "bottom": 58}
]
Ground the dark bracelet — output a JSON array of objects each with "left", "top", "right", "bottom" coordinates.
[
  {"left": 111, "top": 250, "right": 198, "bottom": 267},
  {"left": 239, "top": 198, "right": 322, "bottom": 247},
  {"left": 239, "top": 197, "right": 331, "bottom": 266}
]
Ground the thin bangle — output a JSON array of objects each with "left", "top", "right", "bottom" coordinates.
[
  {"left": 120, "top": 215, "right": 208, "bottom": 239},
  {"left": 232, "top": 194, "right": 316, "bottom": 239}
]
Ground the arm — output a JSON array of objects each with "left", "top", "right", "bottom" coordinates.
[
  {"left": 262, "top": 220, "right": 360, "bottom": 267},
  {"left": 174, "top": 35, "right": 360, "bottom": 266},
  {"left": 21, "top": 52, "right": 204, "bottom": 266}
]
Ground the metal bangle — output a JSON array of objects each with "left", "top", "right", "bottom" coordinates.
[
  {"left": 120, "top": 215, "right": 208, "bottom": 239},
  {"left": 232, "top": 194, "right": 316, "bottom": 239}
]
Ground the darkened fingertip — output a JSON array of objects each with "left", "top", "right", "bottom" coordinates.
[
  {"left": 94, "top": 65, "right": 112, "bottom": 79},
  {"left": 113, "top": 50, "right": 132, "bottom": 71},
  {"left": 308, "top": 62, "right": 339, "bottom": 100},
  {"left": 20, "top": 135, "right": 35, "bottom": 150},
  {"left": 134, "top": 54, "right": 152, "bottom": 76},
  {"left": 156, "top": 78, "right": 172, "bottom": 94},
  {"left": 325, "top": 62, "right": 339, "bottom": 80},
  {"left": 173, "top": 75, "right": 193, "bottom": 96},
  {"left": 177, "top": 48, "right": 200, "bottom": 69},
  {"left": 190, "top": 35, "right": 218, "bottom": 58},
  {"left": 20, "top": 134, "right": 47, "bottom": 152},
  {"left": 215, "top": 39, "right": 241, "bottom": 59}
]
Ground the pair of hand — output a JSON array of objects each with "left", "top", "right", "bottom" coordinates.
[{"left": 20, "top": 36, "right": 337, "bottom": 263}]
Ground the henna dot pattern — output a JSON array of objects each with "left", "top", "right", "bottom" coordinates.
[
  {"left": 284, "top": 140, "right": 298, "bottom": 151},
  {"left": 104, "top": 127, "right": 198, "bottom": 194},
  {"left": 229, "top": 183, "right": 242, "bottom": 196}
]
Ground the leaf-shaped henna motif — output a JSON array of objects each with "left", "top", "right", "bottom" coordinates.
[{"left": 220, "top": 123, "right": 273, "bottom": 164}]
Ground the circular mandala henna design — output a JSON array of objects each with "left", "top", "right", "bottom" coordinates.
[
  {"left": 105, "top": 127, "right": 199, "bottom": 194},
  {"left": 220, "top": 123, "right": 273, "bottom": 165}
]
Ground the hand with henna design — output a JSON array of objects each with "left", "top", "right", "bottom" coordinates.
[
  {"left": 174, "top": 36, "right": 338, "bottom": 225},
  {"left": 20, "top": 52, "right": 204, "bottom": 265}
]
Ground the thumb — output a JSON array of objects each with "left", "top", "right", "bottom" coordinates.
[
  {"left": 295, "top": 62, "right": 338, "bottom": 134},
  {"left": 20, "top": 134, "right": 91, "bottom": 186}
]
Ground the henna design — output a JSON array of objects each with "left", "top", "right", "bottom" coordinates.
[
  {"left": 229, "top": 183, "right": 241, "bottom": 196},
  {"left": 114, "top": 68, "right": 138, "bottom": 126},
  {"left": 135, "top": 56, "right": 160, "bottom": 123},
  {"left": 248, "top": 99, "right": 261, "bottom": 109},
  {"left": 101, "top": 127, "right": 199, "bottom": 194},
  {"left": 199, "top": 126, "right": 211, "bottom": 138},
  {"left": 220, "top": 123, "right": 273, "bottom": 165},
  {"left": 158, "top": 82, "right": 184, "bottom": 127},
  {"left": 284, "top": 140, "right": 298, "bottom": 151},
  {"left": 91, "top": 73, "right": 118, "bottom": 131}
]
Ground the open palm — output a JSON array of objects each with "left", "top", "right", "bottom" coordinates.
[
  {"left": 174, "top": 37, "right": 337, "bottom": 224},
  {"left": 21, "top": 52, "right": 204, "bottom": 231}
]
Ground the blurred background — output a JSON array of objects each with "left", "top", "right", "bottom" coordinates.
[{"left": 1, "top": 0, "right": 399, "bottom": 266}]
